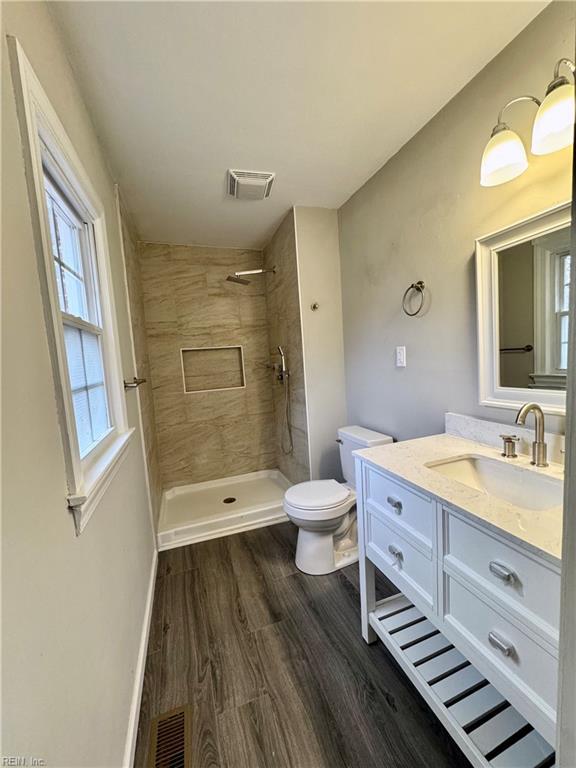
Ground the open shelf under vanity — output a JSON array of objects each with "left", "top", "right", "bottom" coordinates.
[{"left": 370, "top": 593, "right": 555, "bottom": 768}]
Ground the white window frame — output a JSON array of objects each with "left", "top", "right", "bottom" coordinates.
[
  {"left": 555, "top": 251, "right": 571, "bottom": 370},
  {"left": 532, "top": 230, "right": 571, "bottom": 389},
  {"left": 8, "top": 37, "right": 134, "bottom": 533}
]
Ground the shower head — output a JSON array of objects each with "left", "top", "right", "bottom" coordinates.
[
  {"left": 225, "top": 267, "right": 276, "bottom": 285},
  {"left": 226, "top": 274, "right": 251, "bottom": 285}
]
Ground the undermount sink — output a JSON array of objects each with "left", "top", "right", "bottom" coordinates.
[{"left": 425, "top": 454, "right": 563, "bottom": 511}]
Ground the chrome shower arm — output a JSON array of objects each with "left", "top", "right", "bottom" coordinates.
[{"left": 233, "top": 267, "right": 276, "bottom": 277}]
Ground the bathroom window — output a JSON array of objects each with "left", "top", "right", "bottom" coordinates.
[
  {"left": 532, "top": 229, "right": 571, "bottom": 388},
  {"left": 555, "top": 251, "right": 571, "bottom": 370},
  {"left": 10, "top": 38, "right": 132, "bottom": 533},
  {"left": 44, "top": 175, "right": 112, "bottom": 456}
]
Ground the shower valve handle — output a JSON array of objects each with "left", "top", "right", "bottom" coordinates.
[{"left": 124, "top": 376, "right": 147, "bottom": 390}]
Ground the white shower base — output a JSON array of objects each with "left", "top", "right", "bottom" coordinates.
[{"left": 157, "top": 469, "right": 291, "bottom": 550}]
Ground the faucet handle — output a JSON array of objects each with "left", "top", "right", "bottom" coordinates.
[{"left": 500, "top": 434, "right": 520, "bottom": 458}]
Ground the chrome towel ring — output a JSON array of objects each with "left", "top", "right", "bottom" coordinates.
[{"left": 402, "top": 280, "right": 426, "bottom": 317}]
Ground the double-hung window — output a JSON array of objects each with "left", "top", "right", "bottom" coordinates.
[
  {"left": 532, "top": 227, "right": 571, "bottom": 390},
  {"left": 9, "top": 37, "right": 133, "bottom": 534},
  {"left": 555, "top": 250, "right": 571, "bottom": 371},
  {"left": 44, "top": 173, "right": 112, "bottom": 457}
]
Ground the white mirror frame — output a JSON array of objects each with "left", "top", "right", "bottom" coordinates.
[{"left": 476, "top": 201, "right": 571, "bottom": 416}]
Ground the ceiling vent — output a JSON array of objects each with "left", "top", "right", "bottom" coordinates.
[{"left": 228, "top": 169, "right": 275, "bottom": 200}]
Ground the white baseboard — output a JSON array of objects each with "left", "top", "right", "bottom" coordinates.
[{"left": 123, "top": 549, "right": 158, "bottom": 768}]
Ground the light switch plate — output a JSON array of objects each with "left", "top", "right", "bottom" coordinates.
[{"left": 395, "top": 346, "right": 407, "bottom": 367}]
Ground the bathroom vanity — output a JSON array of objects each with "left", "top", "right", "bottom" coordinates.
[{"left": 355, "top": 428, "right": 563, "bottom": 768}]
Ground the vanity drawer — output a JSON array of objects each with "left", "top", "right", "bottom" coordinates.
[
  {"left": 367, "top": 511, "right": 435, "bottom": 610},
  {"left": 365, "top": 468, "right": 435, "bottom": 546},
  {"left": 445, "top": 512, "right": 560, "bottom": 637},
  {"left": 445, "top": 576, "right": 557, "bottom": 713}
]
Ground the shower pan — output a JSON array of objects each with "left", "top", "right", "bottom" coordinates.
[{"left": 157, "top": 470, "right": 291, "bottom": 550}]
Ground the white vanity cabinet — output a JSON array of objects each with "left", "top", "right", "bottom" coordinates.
[
  {"left": 356, "top": 456, "right": 560, "bottom": 764},
  {"left": 441, "top": 508, "right": 559, "bottom": 743},
  {"left": 364, "top": 465, "right": 437, "bottom": 613}
]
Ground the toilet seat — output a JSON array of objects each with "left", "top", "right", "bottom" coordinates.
[
  {"left": 284, "top": 480, "right": 356, "bottom": 521},
  {"left": 285, "top": 479, "right": 351, "bottom": 509}
]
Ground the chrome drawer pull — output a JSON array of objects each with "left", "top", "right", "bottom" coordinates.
[
  {"left": 488, "top": 631, "right": 515, "bottom": 657},
  {"left": 489, "top": 561, "right": 517, "bottom": 584},
  {"left": 387, "top": 496, "right": 403, "bottom": 514},
  {"left": 388, "top": 544, "right": 403, "bottom": 561}
]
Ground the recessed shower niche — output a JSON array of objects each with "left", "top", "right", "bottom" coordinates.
[{"left": 180, "top": 345, "right": 245, "bottom": 393}]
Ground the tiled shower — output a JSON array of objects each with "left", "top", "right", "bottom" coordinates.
[{"left": 122, "top": 209, "right": 314, "bottom": 544}]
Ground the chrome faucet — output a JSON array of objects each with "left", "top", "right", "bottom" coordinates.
[{"left": 515, "top": 402, "right": 548, "bottom": 467}]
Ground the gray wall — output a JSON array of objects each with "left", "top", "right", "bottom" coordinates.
[
  {"left": 338, "top": 1, "right": 573, "bottom": 441},
  {"left": 294, "top": 207, "right": 348, "bottom": 480},
  {"left": 2, "top": 2, "right": 155, "bottom": 764}
]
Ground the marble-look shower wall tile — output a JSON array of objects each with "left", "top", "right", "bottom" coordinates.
[
  {"left": 183, "top": 388, "right": 247, "bottom": 424},
  {"left": 152, "top": 392, "right": 188, "bottom": 427},
  {"left": 156, "top": 421, "right": 225, "bottom": 487},
  {"left": 244, "top": 370, "right": 275, "bottom": 417},
  {"left": 139, "top": 242, "right": 277, "bottom": 487},
  {"left": 120, "top": 209, "right": 163, "bottom": 523},
  {"left": 264, "top": 210, "right": 311, "bottom": 483}
]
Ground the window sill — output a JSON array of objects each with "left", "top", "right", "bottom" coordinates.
[
  {"left": 530, "top": 372, "right": 567, "bottom": 390},
  {"left": 67, "top": 428, "right": 135, "bottom": 535}
]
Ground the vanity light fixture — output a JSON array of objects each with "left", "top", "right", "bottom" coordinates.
[
  {"left": 531, "top": 58, "right": 576, "bottom": 155},
  {"left": 480, "top": 57, "right": 575, "bottom": 187},
  {"left": 480, "top": 96, "right": 540, "bottom": 187}
]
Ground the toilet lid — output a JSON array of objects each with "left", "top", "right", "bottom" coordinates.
[{"left": 285, "top": 480, "right": 351, "bottom": 510}]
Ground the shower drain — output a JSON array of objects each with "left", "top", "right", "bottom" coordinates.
[{"left": 223, "top": 497, "right": 237, "bottom": 504}]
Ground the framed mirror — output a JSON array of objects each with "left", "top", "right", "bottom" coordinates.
[{"left": 476, "top": 202, "right": 571, "bottom": 415}]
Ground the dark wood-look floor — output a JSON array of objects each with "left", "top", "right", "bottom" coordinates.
[{"left": 134, "top": 522, "right": 471, "bottom": 768}]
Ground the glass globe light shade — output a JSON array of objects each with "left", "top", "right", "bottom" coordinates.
[{"left": 480, "top": 126, "right": 528, "bottom": 187}]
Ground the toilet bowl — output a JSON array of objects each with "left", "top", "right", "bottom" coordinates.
[
  {"left": 283, "top": 426, "right": 393, "bottom": 575},
  {"left": 284, "top": 480, "right": 357, "bottom": 575}
]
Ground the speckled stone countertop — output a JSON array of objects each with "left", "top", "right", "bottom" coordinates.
[{"left": 354, "top": 434, "right": 564, "bottom": 565}]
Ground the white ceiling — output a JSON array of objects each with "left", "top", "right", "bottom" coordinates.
[{"left": 52, "top": 2, "right": 546, "bottom": 249}]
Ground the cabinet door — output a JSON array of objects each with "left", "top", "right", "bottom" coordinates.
[{"left": 366, "top": 508, "right": 436, "bottom": 612}]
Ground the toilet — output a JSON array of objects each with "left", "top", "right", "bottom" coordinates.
[{"left": 284, "top": 426, "right": 393, "bottom": 575}]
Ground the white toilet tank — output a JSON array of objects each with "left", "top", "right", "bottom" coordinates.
[{"left": 338, "top": 425, "right": 393, "bottom": 488}]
